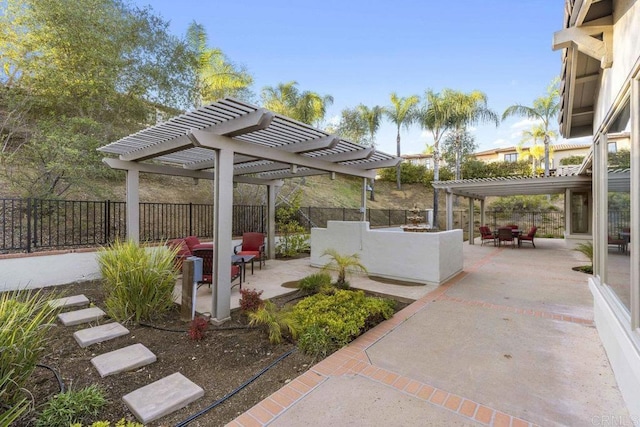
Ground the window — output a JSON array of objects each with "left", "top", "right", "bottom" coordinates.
[
  {"left": 504, "top": 153, "right": 518, "bottom": 162},
  {"left": 570, "top": 192, "right": 589, "bottom": 234},
  {"left": 608, "top": 142, "right": 617, "bottom": 153}
]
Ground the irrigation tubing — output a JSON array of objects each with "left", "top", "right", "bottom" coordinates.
[
  {"left": 139, "top": 322, "right": 254, "bottom": 333},
  {"left": 174, "top": 348, "right": 296, "bottom": 427},
  {"left": 35, "top": 364, "right": 64, "bottom": 393}
]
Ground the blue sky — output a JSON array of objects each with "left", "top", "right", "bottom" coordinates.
[{"left": 134, "top": 0, "right": 581, "bottom": 155}]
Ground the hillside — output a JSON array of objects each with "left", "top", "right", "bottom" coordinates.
[{"left": 50, "top": 173, "right": 440, "bottom": 211}]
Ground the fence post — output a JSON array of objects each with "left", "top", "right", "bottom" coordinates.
[
  {"left": 26, "top": 198, "right": 32, "bottom": 253},
  {"left": 189, "top": 203, "right": 193, "bottom": 237},
  {"left": 104, "top": 200, "right": 111, "bottom": 244},
  {"left": 31, "top": 199, "right": 38, "bottom": 251}
]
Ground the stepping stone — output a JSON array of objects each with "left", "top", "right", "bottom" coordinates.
[
  {"left": 91, "top": 343, "right": 156, "bottom": 377},
  {"left": 122, "top": 372, "right": 204, "bottom": 424},
  {"left": 58, "top": 307, "right": 106, "bottom": 326},
  {"left": 49, "top": 294, "right": 89, "bottom": 309},
  {"left": 73, "top": 322, "right": 129, "bottom": 348}
]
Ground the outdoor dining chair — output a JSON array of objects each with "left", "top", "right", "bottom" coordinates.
[
  {"left": 192, "top": 247, "right": 241, "bottom": 290},
  {"left": 497, "top": 227, "right": 516, "bottom": 248},
  {"left": 518, "top": 226, "right": 538, "bottom": 248},
  {"left": 234, "top": 232, "right": 266, "bottom": 269},
  {"left": 479, "top": 226, "right": 496, "bottom": 246}
]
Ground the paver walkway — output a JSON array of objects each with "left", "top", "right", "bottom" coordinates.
[{"left": 227, "top": 239, "right": 631, "bottom": 426}]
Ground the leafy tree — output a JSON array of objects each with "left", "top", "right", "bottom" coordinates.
[
  {"left": 186, "top": 21, "right": 253, "bottom": 108},
  {"left": 261, "top": 81, "right": 333, "bottom": 126},
  {"left": 461, "top": 159, "right": 531, "bottom": 180},
  {"left": 334, "top": 107, "right": 368, "bottom": 144},
  {"left": 357, "top": 104, "right": 383, "bottom": 200},
  {"left": 0, "top": 0, "right": 195, "bottom": 197},
  {"left": 441, "top": 130, "right": 477, "bottom": 177},
  {"left": 503, "top": 78, "right": 560, "bottom": 177},
  {"left": 447, "top": 90, "right": 499, "bottom": 180},
  {"left": 560, "top": 155, "right": 585, "bottom": 165},
  {"left": 608, "top": 149, "right": 630, "bottom": 169},
  {"left": 385, "top": 93, "right": 419, "bottom": 190}
]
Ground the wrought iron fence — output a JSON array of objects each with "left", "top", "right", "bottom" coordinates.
[{"left": 6, "top": 197, "right": 622, "bottom": 254}]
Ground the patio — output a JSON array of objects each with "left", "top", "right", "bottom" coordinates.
[{"left": 220, "top": 238, "right": 631, "bottom": 426}]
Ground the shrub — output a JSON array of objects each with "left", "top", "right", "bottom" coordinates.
[
  {"left": 37, "top": 385, "right": 107, "bottom": 427},
  {"left": 248, "top": 301, "right": 300, "bottom": 344},
  {"left": 97, "top": 240, "right": 178, "bottom": 323},
  {"left": 298, "top": 272, "right": 332, "bottom": 294},
  {"left": 239, "top": 288, "right": 264, "bottom": 312},
  {"left": 0, "top": 370, "right": 29, "bottom": 426},
  {"left": 188, "top": 316, "right": 209, "bottom": 340},
  {"left": 321, "top": 249, "right": 367, "bottom": 289},
  {"left": 276, "top": 222, "right": 310, "bottom": 257},
  {"left": 291, "top": 290, "right": 394, "bottom": 357},
  {"left": 0, "top": 289, "right": 60, "bottom": 404},
  {"left": 574, "top": 241, "right": 593, "bottom": 266}
]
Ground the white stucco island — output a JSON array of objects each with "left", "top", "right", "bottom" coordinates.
[{"left": 310, "top": 221, "right": 463, "bottom": 286}]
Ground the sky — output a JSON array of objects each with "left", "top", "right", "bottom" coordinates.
[{"left": 133, "top": 0, "right": 586, "bottom": 156}]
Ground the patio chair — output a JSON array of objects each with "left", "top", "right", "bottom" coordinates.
[
  {"left": 192, "top": 247, "right": 241, "bottom": 290},
  {"left": 608, "top": 234, "right": 627, "bottom": 253},
  {"left": 479, "top": 226, "right": 496, "bottom": 246},
  {"left": 518, "top": 226, "right": 538, "bottom": 248},
  {"left": 234, "top": 232, "right": 266, "bottom": 269},
  {"left": 497, "top": 227, "right": 516, "bottom": 248}
]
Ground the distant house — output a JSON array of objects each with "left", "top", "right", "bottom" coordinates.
[
  {"left": 400, "top": 153, "right": 436, "bottom": 169},
  {"left": 472, "top": 143, "right": 592, "bottom": 171}
]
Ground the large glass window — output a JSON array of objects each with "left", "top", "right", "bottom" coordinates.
[{"left": 504, "top": 153, "right": 517, "bottom": 162}]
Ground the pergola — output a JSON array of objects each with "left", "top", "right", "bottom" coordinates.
[{"left": 98, "top": 98, "right": 400, "bottom": 321}]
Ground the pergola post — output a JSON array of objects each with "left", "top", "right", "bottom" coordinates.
[
  {"left": 480, "top": 199, "right": 486, "bottom": 228},
  {"left": 126, "top": 169, "right": 140, "bottom": 243},
  {"left": 212, "top": 148, "right": 234, "bottom": 322},
  {"left": 361, "top": 178, "right": 367, "bottom": 221},
  {"left": 446, "top": 190, "right": 454, "bottom": 230},
  {"left": 468, "top": 198, "right": 475, "bottom": 245},
  {"left": 266, "top": 183, "right": 279, "bottom": 259}
]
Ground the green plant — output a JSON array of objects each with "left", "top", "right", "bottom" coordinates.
[
  {"left": 239, "top": 288, "right": 264, "bottom": 312},
  {"left": 321, "top": 249, "right": 368, "bottom": 289},
  {"left": 276, "top": 190, "right": 310, "bottom": 257},
  {"left": 574, "top": 241, "right": 594, "bottom": 266},
  {"left": 248, "top": 301, "right": 300, "bottom": 344},
  {"left": 298, "top": 272, "right": 332, "bottom": 294},
  {"left": 188, "top": 316, "right": 209, "bottom": 340},
  {"left": 291, "top": 290, "right": 394, "bottom": 356},
  {"left": 97, "top": 240, "right": 178, "bottom": 323},
  {"left": 0, "top": 289, "right": 61, "bottom": 404},
  {"left": 0, "top": 370, "right": 29, "bottom": 426},
  {"left": 37, "top": 385, "right": 107, "bottom": 427}
]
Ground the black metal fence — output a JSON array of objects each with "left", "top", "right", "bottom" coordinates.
[{"left": 5, "top": 197, "right": 627, "bottom": 254}]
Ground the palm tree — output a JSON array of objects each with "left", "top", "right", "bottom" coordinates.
[
  {"left": 417, "top": 89, "right": 455, "bottom": 229},
  {"left": 447, "top": 90, "right": 499, "bottom": 180},
  {"left": 357, "top": 104, "right": 384, "bottom": 200},
  {"left": 521, "top": 124, "right": 555, "bottom": 175},
  {"left": 385, "top": 93, "right": 419, "bottom": 189},
  {"left": 502, "top": 79, "right": 560, "bottom": 177},
  {"left": 321, "top": 248, "right": 367, "bottom": 289},
  {"left": 261, "top": 81, "right": 333, "bottom": 126},
  {"left": 186, "top": 22, "right": 253, "bottom": 108}
]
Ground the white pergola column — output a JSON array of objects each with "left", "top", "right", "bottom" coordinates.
[
  {"left": 446, "top": 190, "right": 454, "bottom": 230},
  {"left": 361, "top": 178, "right": 367, "bottom": 221},
  {"left": 468, "top": 198, "right": 475, "bottom": 245},
  {"left": 212, "top": 148, "right": 234, "bottom": 322},
  {"left": 126, "top": 169, "right": 140, "bottom": 243},
  {"left": 266, "top": 183, "right": 279, "bottom": 259}
]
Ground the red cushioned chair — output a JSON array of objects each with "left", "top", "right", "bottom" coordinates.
[
  {"left": 518, "top": 226, "right": 538, "bottom": 248},
  {"left": 191, "top": 247, "right": 241, "bottom": 290},
  {"left": 166, "top": 238, "right": 192, "bottom": 270},
  {"left": 479, "top": 226, "right": 496, "bottom": 246},
  {"left": 234, "top": 232, "right": 266, "bottom": 269},
  {"left": 497, "top": 227, "right": 516, "bottom": 248}
]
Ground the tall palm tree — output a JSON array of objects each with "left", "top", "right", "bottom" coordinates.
[
  {"left": 261, "top": 81, "right": 333, "bottom": 126},
  {"left": 502, "top": 79, "right": 560, "bottom": 177},
  {"left": 521, "top": 124, "right": 555, "bottom": 175},
  {"left": 186, "top": 22, "right": 253, "bottom": 108},
  {"left": 357, "top": 104, "right": 383, "bottom": 200},
  {"left": 448, "top": 90, "right": 499, "bottom": 180},
  {"left": 417, "top": 89, "right": 455, "bottom": 229},
  {"left": 385, "top": 93, "right": 419, "bottom": 189}
]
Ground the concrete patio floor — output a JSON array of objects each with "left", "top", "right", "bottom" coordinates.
[{"left": 223, "top": 238, "right": 631, "bottom": 426}]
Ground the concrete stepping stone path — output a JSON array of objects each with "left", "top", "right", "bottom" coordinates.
[
  {"left": 58, "top": 306, "right": 105, "bottom": 326},
  {"left": 49, "top": 294, "right": 89, "bottom": 309},
  {"left": 73, "top": 322, "right": 129, "bottom": 348},
  {"left": 91, "top": 343, "right": 156, "bottom": 377},
  {"left": 122, "top": 372, "right": 204, "bottom": 424}
]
